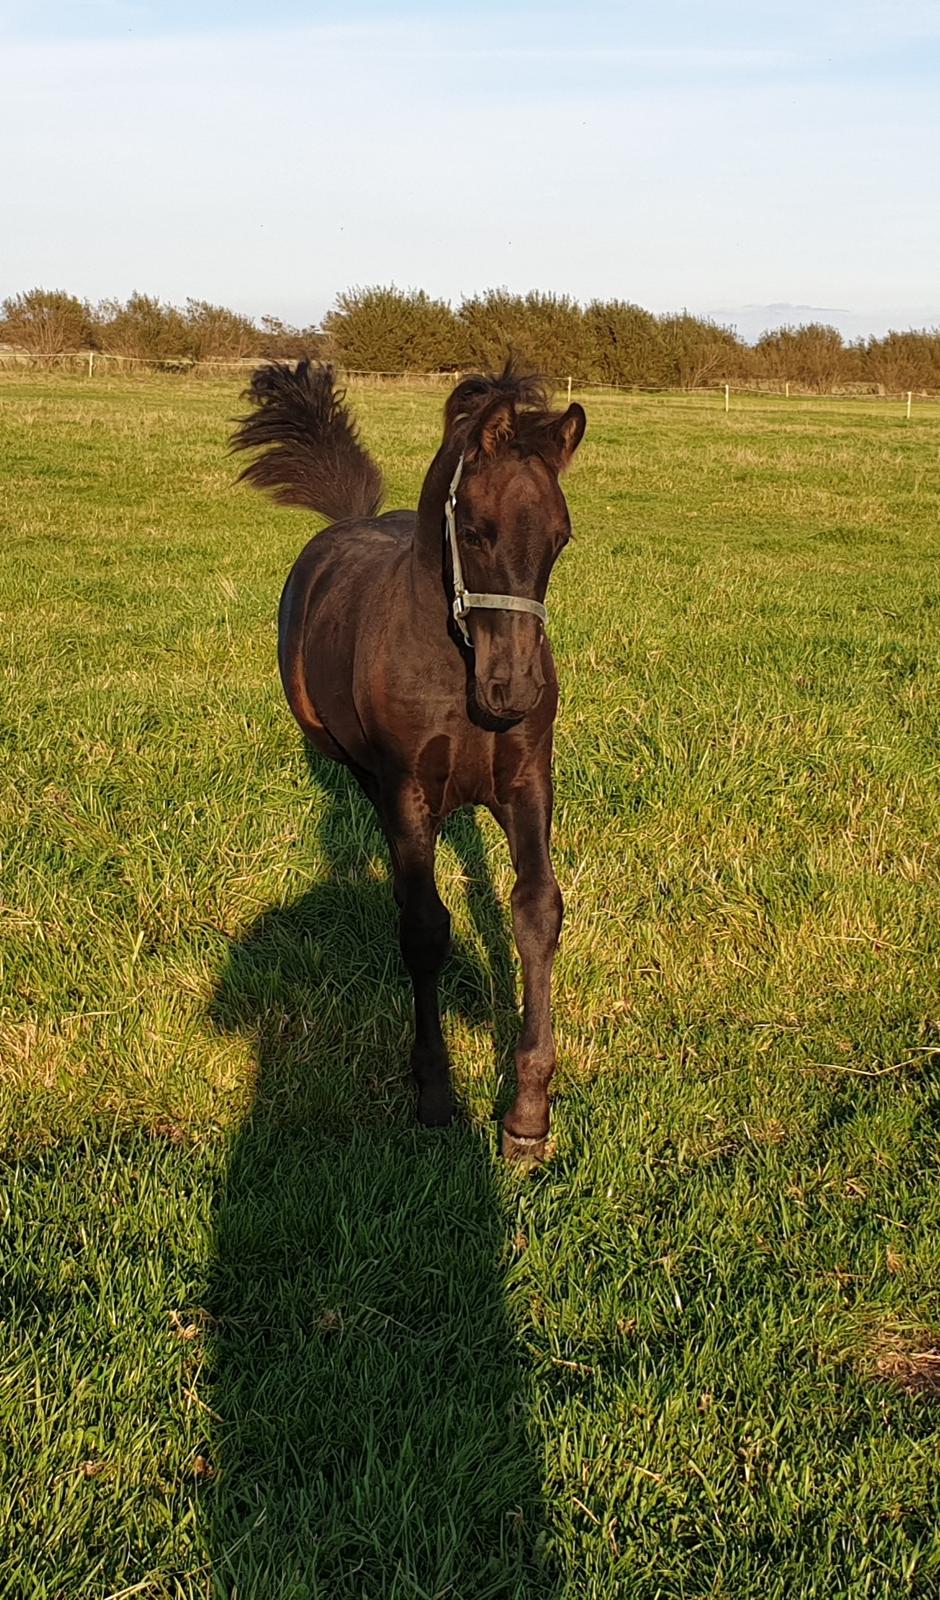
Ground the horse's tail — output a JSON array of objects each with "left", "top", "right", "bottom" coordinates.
[{"left": 230, "top": 361, "right": 384, "bottom": 523}]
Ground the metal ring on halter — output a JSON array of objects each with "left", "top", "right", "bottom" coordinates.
[{"left": 444, "top": 453, "right": 549, "bottom": 647}]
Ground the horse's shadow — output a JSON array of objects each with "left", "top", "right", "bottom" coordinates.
[{"left": 205, "top": 749, "right": 554, "bottom": 1598}]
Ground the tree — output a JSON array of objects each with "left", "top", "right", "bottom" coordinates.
[
  {"left": 257, "top": 315, "right": 324, "bottom": 360},
  {"left": 183, "top": 299, "right": 260, "bottom": 362},
  {"left": 457, "top": 290, "right": 588, "bottom": 378},
  {"left": 96, "top": 293, "right": 189, "bottom": 361},
  {"left": 658, "top": 312, "right": 745, "bottom": 390},
  {"left": 1, "top": 288, "right": 95, "bottom": 353},
  {"left": 584, "top": 300, "right": 671, "bottom": 387},
  {"left": 753, "top": 323, "right": 846, "bottom": 392},
  {"left": 322, "top": 286, "right": 461, "bottom": 371},
  {"left": 861, "top": 329, "right": 940, "bottom": 393}
]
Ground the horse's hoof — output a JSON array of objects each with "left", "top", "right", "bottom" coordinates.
[{"left": 501, "top": 1129, "right": 553, "bottom": 1169}]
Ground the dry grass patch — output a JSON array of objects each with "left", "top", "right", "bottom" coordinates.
[{"left": 859, "top": 1321, "right": 940, "bottom": 1399}]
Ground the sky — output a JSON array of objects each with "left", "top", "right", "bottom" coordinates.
[{"left": 2, "top": 1, "right": 939, "bottom": 338}]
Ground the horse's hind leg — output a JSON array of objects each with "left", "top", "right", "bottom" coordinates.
[{"left": 381, "top": 784, "right": 454, "bottom": 1128}]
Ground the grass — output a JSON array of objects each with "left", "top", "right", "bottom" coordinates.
[{"left": 1, "top": 371, "right": 939, "bottom": 1599}]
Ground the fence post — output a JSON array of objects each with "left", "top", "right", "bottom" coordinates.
[
  {"left": 906, "top": 390, "right": 912, "bottom": 421},
  {"left": 724, "top": 383, "right": 730, "bottom": 413},
  {"left": 88, "top": 350, "right": 94, "bottom": 378},
  {"left": 566, "top": 376, "right": 572, "bottom": 404},
  {"left": 784, "top": 380, "right": 789, "bottom": 399}
]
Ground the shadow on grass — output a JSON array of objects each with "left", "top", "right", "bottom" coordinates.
[{"left": 206, "top": 749, "right": 554, "bottom": 1599}]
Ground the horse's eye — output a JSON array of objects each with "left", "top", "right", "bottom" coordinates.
[{"left": 462, "top": 526, "right": 482, "bottom": 549}]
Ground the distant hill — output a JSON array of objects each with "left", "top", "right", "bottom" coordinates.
[{"left": 704, "top": 303, "right": 940, "bottom": 344}]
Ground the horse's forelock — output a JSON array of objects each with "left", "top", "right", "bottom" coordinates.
[{"left": 443, "top": 362, "right": 551, "bottom": 437}]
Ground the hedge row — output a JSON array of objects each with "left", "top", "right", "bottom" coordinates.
[{"left": 4, "top": 285, "right": 939, "bottom": 392}]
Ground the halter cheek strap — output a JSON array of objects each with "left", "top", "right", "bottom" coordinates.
[{"left": 444, "top": 452, "right": 548, "bottom": 648}]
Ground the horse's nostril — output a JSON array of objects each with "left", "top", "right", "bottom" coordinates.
[{"left": 479, "top": 677, "right": 542, "bottom": 718}]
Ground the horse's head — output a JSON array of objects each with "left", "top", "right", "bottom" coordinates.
[{"left": 435, "top": 372, "right": 586, "bottom": 724}]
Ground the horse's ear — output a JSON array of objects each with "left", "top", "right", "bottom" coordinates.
[
  {"left": 549, "top": 402, "right": 586, "bottom": 468},
  {"left": 474, "top": 395, "right": 516, "bottom": 457}
]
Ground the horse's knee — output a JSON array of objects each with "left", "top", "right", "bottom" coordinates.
[
  {"left": 399, "top": 897, "right": 451, "bottom": 975},
  {"left": 511, "top": 870, "right": 562, "bottom": 947}
]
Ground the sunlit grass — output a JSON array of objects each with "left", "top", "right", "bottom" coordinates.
[{"left": 1, "top": 373, "right": 939, "bottom": 1598}]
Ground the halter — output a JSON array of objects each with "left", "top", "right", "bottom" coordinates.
[{"left": 444, "top": 453, "right": 548, "bottom": 648}]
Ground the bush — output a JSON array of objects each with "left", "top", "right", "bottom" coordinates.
[
  {"left": 457, "top": 290, "right": 588, "bottom": 378},
  {"left": 322, "top": 286, "right": 461, "bottom": 372},
  {"left": 256, "top": 316, "right": 324, "bottom": 361},
  {"left": 183, "top": 300, "right": 261, "bottom": 362},
  {"left": 658, "top": 312, "right": 746, "bottom": 389},
  {"left": 584, "top": 300, "right": 671, "bottom": 387},
  {"left": 860, "top": 330, "right": 940, "bottom": 393},
  {"left": 96, "top": 293, "right": 189, "bottom": 361},
  {"left": 1, "top": 288, "right": 96, "bottom": 353},
  {"left": 753, "top": 323, "right": 847, "bottom": 393}
]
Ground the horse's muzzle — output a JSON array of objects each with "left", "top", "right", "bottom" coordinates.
[{"left": 475, "top": 677, "right": 543, "bottom": 723}]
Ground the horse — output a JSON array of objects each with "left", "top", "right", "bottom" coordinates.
[{"left": 231, "top": 362, "right": 586, "bottom": 1162}]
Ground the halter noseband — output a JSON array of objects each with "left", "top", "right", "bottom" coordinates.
[{"left": 444, "top": 452, "right": 548, "bottom": 648}]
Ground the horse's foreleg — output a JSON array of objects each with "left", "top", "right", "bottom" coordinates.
[
  {"left": 493, "top": 778, "right": 563, "bottom": 1164},
  {"left": 382, "top": 786, "right": 454, "bottom": 1128}
]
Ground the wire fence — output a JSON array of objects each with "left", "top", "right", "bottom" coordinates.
[
  {"left": 0, "top": 348, "right": 262, "bottom": 376},
  {"left": 1, "top": 347, "right": 937, "bottom": 417}
]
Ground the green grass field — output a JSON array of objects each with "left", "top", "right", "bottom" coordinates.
[{"left": 1, "top": 373, "right": 939, "bottom": 1599}]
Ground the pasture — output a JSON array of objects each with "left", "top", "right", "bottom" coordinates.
[{"left": 1, "top": 372, "right": 939, "bottom": 1599}]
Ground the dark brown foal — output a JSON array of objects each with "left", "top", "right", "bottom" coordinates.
[{"left": 232, "top": 362, "right": 586, "bottom": 1161}]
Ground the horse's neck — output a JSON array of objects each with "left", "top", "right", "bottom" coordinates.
[
  {"left": 408, "top": 514, "right": 447, "bottom": 613},
  {"left": 412, "top": 445, "right": 455, "bottom": 580}
]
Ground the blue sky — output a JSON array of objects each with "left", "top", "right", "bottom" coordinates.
[{"left": 3, "top": 1, "right": 939, "bottom": 335}]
